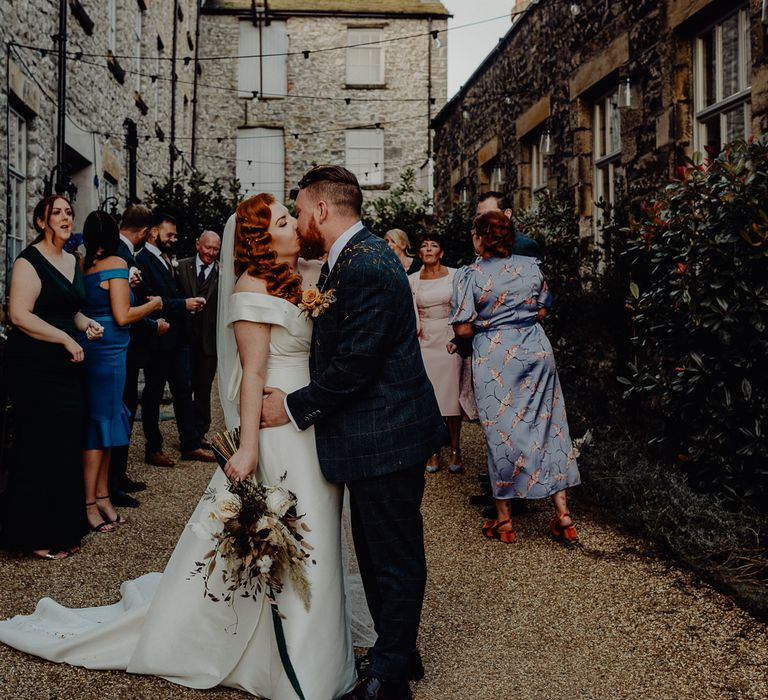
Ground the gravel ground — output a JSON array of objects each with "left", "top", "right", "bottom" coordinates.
[{"left": 1, "top": 406, "right": 766, "bottom": 700}]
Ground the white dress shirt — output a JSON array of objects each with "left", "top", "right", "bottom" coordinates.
[{"left": 195, "top": 254, "right": 214, "bottom": 282}]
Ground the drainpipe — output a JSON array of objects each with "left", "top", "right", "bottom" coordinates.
[
  {"left": 191, "top": 0, "right": 202, "bottom": 167},
  {"left": 170, "top": 0, "right": 179, "bottom": 181},
  {"left": 55, "top": 0, "right": 68, "bottom": 193}
]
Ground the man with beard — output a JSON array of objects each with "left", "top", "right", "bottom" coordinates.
[{"left": 136, "top": 212, "right": 215, "bottom": 466}]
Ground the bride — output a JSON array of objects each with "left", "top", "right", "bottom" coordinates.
[{"left": 0, "top": 193, "right": 361, "bottom": 700}]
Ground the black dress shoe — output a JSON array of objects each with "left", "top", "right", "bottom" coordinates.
[
  {"left": 468, "top": 493, "right": 494, "bottom": 507},
  {"left": 355, "top": 651, "right": 423, "bottom": 682},
  {"left": 481, "top": 505, "right": 496, "bottom": 519},
  {"left": 117, "top": 478, "right": 147, "bottom": 493},
  {"left": 110, "top": 490, "right": 140, "bottom": 508},
  {"left": 343, "top": 676, "right": 412, "bottom": 700}
]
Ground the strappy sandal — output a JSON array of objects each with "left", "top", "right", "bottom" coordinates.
[
  {"left": 96, "top": 495, "right": 128, "bottom": 525},
  {"left": 549, "top": 512, "right": 579, "bottom": 543},
  {"left": 482, "top": 518, "right": 516, "bottom": 544},
  {"left": 86, "top": 501, "right": 116, "bottom": 532}
]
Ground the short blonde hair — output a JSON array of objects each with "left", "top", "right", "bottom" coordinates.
[{"left": 384, "top": 228, "right": 411, "bottom": 252}]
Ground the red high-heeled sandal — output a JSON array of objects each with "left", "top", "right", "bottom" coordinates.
[
  {"left": 482, "top": 518, "right": 516, "bottom": 543},
  {"left": 549, "top": 512, "right": 579, "bottom": 543}
]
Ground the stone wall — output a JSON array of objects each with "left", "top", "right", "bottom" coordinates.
[
  {"left": 195, "top": 10, "right": 448, "bottom": 201},
  {"left": 432, "top": 0, "right": 767, "bottom": 240},
  {"left": 0, "top": 0, "right": 198, "bottom": 298}
]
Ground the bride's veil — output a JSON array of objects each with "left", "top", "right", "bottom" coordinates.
[
  {"left": 214, "top": 211, "right": 376, "bottom": 647},
  {"left": 216, "top": 213, "right": 241, "bottom": 430}
]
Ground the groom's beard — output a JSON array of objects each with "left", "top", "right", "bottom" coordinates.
[{"left": 299, "top": 219, "right": 325, "bottom": 261}]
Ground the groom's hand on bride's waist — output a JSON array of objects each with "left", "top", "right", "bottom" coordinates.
[{"left": 260, "top": 387, "right": 291, "bottom": 428}]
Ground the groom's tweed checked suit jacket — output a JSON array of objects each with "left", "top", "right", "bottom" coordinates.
[{"left": 287, "top": 228, "right": 445, "bottom": 482}]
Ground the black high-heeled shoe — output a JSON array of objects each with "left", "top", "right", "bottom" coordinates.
[
  {"left": 85, "top": 501, "right": 115, "bottom": 533},
  {"left": 96, "top": 495, "right": 128, "bottom": 525}
]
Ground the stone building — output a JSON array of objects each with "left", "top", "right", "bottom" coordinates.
[
  {"left": 0, "top": 0, "right": 199, "bottom": 297},
  {"left": 195, "top": 1, "right": 449, "bottom": 202},
  {"left": 432, "top": 0, "right": 767, "bottom": 245}
]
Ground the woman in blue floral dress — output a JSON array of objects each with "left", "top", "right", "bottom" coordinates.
[{"left": 451, "top": 210, "right": 580, "bottom": 544}]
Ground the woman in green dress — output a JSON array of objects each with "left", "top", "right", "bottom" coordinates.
[{"left": 2, "top": 195, "right": 104, "bottom": 559}]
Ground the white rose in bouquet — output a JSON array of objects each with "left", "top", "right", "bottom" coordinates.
[
  {"left": 265, "top": 486, "right": 295, "bottom": 518},
  {"left": 215, "top": 492, "right": 242, "bottom": 521}
]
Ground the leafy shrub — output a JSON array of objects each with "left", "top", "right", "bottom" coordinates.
[
  {"left": 622, "top": 136, "right": 768, "bottom": 508},
  {"left": 146, "top": 172, "right": 241, "bottom": 259},
  {"left": 362, "top": 169, "right": 432, "bottom": 241}
]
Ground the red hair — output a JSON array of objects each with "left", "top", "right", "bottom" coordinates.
[
  {"left": 233, "top": 193, "right": 303, "bottom": 304},
  {"left": 472, "top": 210, "right": 516, "bottom": 258}
]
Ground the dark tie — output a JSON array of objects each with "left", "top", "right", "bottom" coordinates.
[
  {"left": 161, "top": 253, "right": 175, "bottom": 277},
  {"left": 317, "top": 261, "right": 330, "bottom": 289},
  {"left": 198, "top": 263, "right": 207, "bottom": 287}
]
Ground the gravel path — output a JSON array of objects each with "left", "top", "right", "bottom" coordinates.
[{"left": 1, "top": 409, "right": 766, "bottom": 700}]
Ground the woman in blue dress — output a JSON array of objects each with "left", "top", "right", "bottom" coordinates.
[
  {"left": 451, "top": 210, "right": 580, "bottom": 544},
  {"left": 80, "top": 211, "right": 162, "bottom": 532}
]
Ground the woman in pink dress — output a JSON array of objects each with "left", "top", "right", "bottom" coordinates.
[{"left": 409, "top": 234, "right": 463, "bottom": 473}]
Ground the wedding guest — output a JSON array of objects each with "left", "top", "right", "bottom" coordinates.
[
  {"left": 2, "top": 195, "right": 103, "bottom": 559},
  {"left": 384, "top": 228, "right": 421, "bottom": 274},
  {"left": 109, "top": 205, "right": 169, "bottom": 508},
  {"left": 137, "top": 211, "right": 214, "bottom": 466},
  {"left": 80, "top": 211, "right": 162, "bottom": 532},
  {"left": 476, "top": 191, "right": 544, "bottom": 260},
  {"left": 451, "top": 210, "right": 580, "bottom": 544},
  {"left": 177, "top": 231, "right": 221, "bottom": 448},
  {"left": 409, "top": 234, "right": 463, "bottom": 473}
]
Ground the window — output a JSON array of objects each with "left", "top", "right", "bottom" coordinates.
[
  {"left": 107, "top": 0, "right": 117, "bottom": 53},
  {"left": 236, "top": 128, "right": 285, "bottom": 201},
  {"left": 346, "top": 129, "right": 384, "bottom": 185},
  {"left": 133, "top": 7, "right": 143, "bottom": 93},
  {"left": 8, "top": 108, "right": 27, "bottom": 264},
  {"left": 346, "top": 28, "right": 384, "bottom": 86},
  {"left": 593, "top": 88, "right": 623, "bottom": 236},
  {"left": 238, "top": 20, "right": 288, "bottom": 97},
  {"left": 531, "top": 140, "right": 548, "bottom": 207},
  {"left": 694, "top": 7, "right": 751, "bottom": 152}
]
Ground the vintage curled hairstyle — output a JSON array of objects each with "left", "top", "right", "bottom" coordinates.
[
  {"left": 31, "top": 194, "right": 74, "bottom": 245},
  {"left": 233, "top": 193, "right": 303, "bottom": 304},
  {"left": 83, "top": 210, "right": 120, "bottom": 271},
  {"left": 472, "top": 210, "right": 516, "bottom": 258}
]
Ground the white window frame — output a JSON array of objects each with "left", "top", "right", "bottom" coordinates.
[
  {"left": 107, "top": 0, "right": 117, "bottom": 54},
  {"left": 236, "top": 127, "right": 285, "bottom": 201},
  {"left": 593, "top": 88, "right": 623, "bottom": 240},
  {"left": 9, "top": 108, "right": 27, "bottom": 264},
  {"left": 346, "top": 28, "right": 385, "bottom": 86},
  {"left": 531, "top": 140, "right": 548, "bottom": 208},
  {"left": 238, "top": 20, "right": 288, "bottom": 97},
  {"left": 693, "top": 6, "right": 752, "bottom": 153},
  {"left": 345, "top": 128, "right": 384, "bottom": 186}
]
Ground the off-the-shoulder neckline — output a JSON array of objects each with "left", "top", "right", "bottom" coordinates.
[{"left": 231, "top": 291, "right": 299, "bottom": 310}]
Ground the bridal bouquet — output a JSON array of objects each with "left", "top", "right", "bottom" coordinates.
[{"left": 192, "top": 427, "right": 313, "bottom": 616}]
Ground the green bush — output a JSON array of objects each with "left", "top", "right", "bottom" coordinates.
[
  {"left": 146, "top": 172, "right": 242, "bottom": 259},
  {"left": 622, "top": 136, "right": 768, "bottom": 507},
  {"left": 362, "top": 168, "right": 432, "bottom": 241}
]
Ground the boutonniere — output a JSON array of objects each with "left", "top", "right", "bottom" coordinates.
[
  {"left": 299, "top": 287, "right": 336, "bottom": 318},
  {"left": 171, "top": 257, "right": 179, "bottom": 268}
]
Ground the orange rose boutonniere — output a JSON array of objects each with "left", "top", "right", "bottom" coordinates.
[{"left": 299, "top": 287, "right": 336, "bottom": 318}]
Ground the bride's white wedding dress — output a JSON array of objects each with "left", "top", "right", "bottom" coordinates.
[{"left": 0, "top": 293, "right": 358, "bottom": 700}]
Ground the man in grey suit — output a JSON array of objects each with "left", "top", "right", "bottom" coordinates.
[
  {"left": 177, "top": 231, "right": 221, "bottom": 447},
  {"left": 261, "top": 166, "right": 445, "bottom": 700}
]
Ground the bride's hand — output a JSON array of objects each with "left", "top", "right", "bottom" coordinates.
[{"left": 223, "top": 449, "right": 257, "bottom": 484}]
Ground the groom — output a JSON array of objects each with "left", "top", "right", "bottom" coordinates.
[{"left": 261, "top": 165, "right": 445, "bottom": 700}]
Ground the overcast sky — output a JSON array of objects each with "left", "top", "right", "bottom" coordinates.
[{"left": 441, "top": 1, "right": 518, "bottom": 97}]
